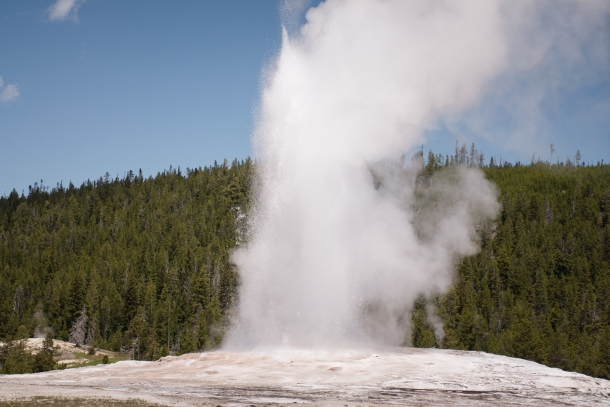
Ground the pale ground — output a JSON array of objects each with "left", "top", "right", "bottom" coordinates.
[{"left": 1, "top": 347, "right": 609, "bottom": 406}]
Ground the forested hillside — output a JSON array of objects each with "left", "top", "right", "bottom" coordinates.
[
  {"left": 0, "top": 159, "right": 251, "bottom": 359},
  {"left": 1, "top": 152, "right": 609, "bottom": 379},
  {"left": 413, "top": 154, "right": 610, "bottom": 380}
]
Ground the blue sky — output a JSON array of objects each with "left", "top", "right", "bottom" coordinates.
[
  {"left": 1, "top": 0, "right": 609, "bottom": 195},
  {"left": 0, "top": 0, "right": 283, "bottom": 195}
]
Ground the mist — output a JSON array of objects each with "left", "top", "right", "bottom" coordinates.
[{"left": 226, "top": 0, "right": 610, "bottom": 349}]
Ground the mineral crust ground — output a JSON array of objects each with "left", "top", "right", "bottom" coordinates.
[{"left": 1, "top": 347, "right": 609, "bottom": 406}]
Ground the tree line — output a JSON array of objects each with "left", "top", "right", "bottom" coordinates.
[
  {"left": 1, "top": 146, "right": 609, "bottom": 380},
  {"left": 0, "top": 159, "right": 250, "bottom": 366}
]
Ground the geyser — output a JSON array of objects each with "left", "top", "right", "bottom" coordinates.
[{"left": 227, "top": 0, "right": 610, "bottom": 349}]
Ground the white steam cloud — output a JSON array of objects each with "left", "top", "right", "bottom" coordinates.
[
  {"left": 227, "top": 0, "right": 610, "bottom": 349},
  {"left": 444, "top": 0, "right": 610, "bottom": 156}
]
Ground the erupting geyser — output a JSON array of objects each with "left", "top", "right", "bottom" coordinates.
[{"left": 226, "top": 0, "right": 610, "bottom": 349}]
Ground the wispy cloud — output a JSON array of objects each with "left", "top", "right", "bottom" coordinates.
[
  {"left": 0, "top": 76, "right": 20, "bottom": 103},
  {"left": 48, "top": 0, "right": 83, "bottom": 22}
]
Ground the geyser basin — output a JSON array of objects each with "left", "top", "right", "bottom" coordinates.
[{"left": 1, "top": 349, "right": 608, "bottom": 406}]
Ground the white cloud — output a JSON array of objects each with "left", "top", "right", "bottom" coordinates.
[
  {"left": 48, "top": 0, "right": 83, "bottom": 22},
  {"left": 0, "top": 76, "right": 19, "bottom": 103}
]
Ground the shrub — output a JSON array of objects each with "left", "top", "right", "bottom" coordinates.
[{"left": 1, "top": 340, "right": 34, "bottom": 374}]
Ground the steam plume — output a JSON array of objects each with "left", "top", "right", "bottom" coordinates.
[{"left": 227, "top": 0, "right": 610, "bottom": 348}]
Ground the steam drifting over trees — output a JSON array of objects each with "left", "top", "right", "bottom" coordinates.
[{"left": 1, "top": 153, "right": 609, "bottom": 378}]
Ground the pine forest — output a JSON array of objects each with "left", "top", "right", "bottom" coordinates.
[{"left": 1, "top": 151, "right": 609, "bottom": 380}]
